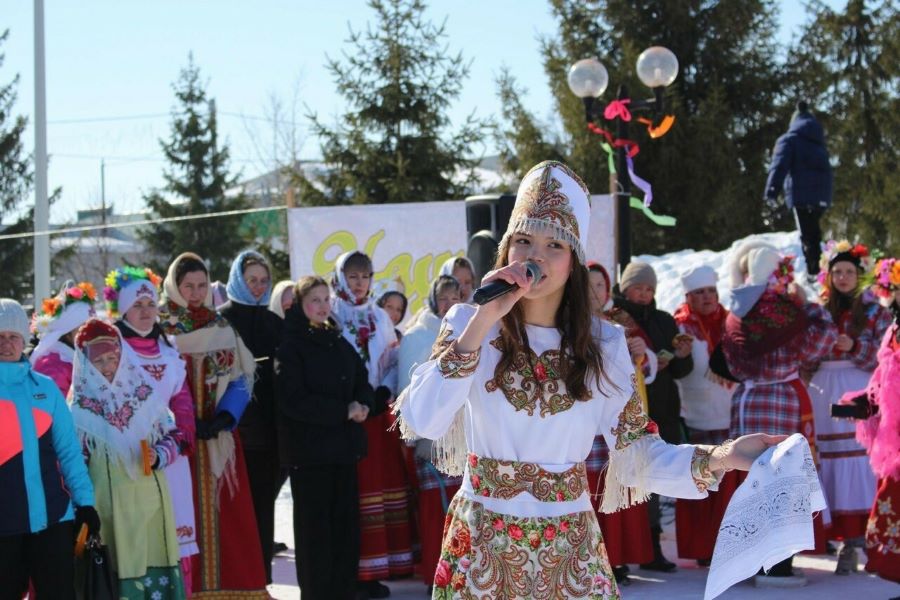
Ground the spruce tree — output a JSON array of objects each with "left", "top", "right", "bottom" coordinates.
[
  {"left": 495, "top": 0, "right": 787, "bottom": 255},
  {"left": 300, "top": 0, "right": 490, "bottom": 205},
  {"left": 140, "top": 56, "right": 248, "bottom": 280},
  {"left": 0, "top": 29, "right": 66, "bottom": 301},
  {"left": 786, "top": 0, "right": 899, "bottom": 254}
]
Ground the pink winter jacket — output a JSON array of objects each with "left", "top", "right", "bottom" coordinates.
[{"left": 32, "top": 351, "right": 73, "bottom": 398}]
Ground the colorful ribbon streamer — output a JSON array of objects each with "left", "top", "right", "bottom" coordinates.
[
  {"left": 604, "top": 99, "right": 632, "bottom": 122},
  {"left": 636, "top": 115, "right": 676, "bottom": 138},
  {"left": 630, "top": 196, "right": 676, "bottom": 227},
  {"left": 626, "top": 154, "right": 653, "bottom": 207}
]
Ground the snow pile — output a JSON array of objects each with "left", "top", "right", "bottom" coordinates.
[{"left": 635, "top": 230, "right": 806, "bottom": 315}]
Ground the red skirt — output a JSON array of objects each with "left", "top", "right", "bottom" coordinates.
[
  {"left": 865, "top": 477, "right": 900, "bottom": 583},
  {"left": 358, "top": 413, "right": 415, "bottom": 581},
  {"left": 586, "top": 455, "right": 653, "bottom": 566},
  {"left": 418, "top": 485, "right": 461, "bottom": 583},
  {"left": 675, "top": 471, "right": 741, "bottom": 560},
  {"left": 189, "top": 431, "right": 268, "bottom": 598}
]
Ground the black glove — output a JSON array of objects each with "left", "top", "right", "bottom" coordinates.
[
  {"left": 74, "top": 505, "right": 101, "bottom": 537},
  {"left": 370, "top": 385, "right": 393, "bottom": 417},
  {"left": 196, "top": 412, "right": 236, "bottom": 441}
]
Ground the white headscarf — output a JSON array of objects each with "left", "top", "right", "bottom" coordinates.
[
  {"left": 268, "top": 280, "right": 295, "bottom": 319},
  {"left": 70, "top": 328, "right": 174, "bottom": 480},
  {"left": 331, "top": 251, "right": 397, "bottom": 387}
]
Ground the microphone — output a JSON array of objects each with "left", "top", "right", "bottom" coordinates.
[{"left": 472, "top": 261, "right": 541, "bottom": 306}]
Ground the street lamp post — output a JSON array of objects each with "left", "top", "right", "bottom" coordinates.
[{"left": 568, "top": 47, "right": 678, "bottom": 273}]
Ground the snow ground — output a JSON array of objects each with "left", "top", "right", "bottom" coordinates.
[{"left": 268, "top": 484, "right": 898, "bottom": 599}]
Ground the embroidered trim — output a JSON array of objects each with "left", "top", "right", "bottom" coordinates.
[
  {"left": 437, "top": 340, "right": 480, "bottom": 379},
  {"left": 467, "top": 453, "right": 587, "bottom": 502},
  {"left": 610, "top": 375, "right": 659, "bottom": 450},
  {"left": 485, "top": 337, "right": 577, "bottom": 417},
  {"left": 691, "top": 446, "right": 718, "bottom": 493}
]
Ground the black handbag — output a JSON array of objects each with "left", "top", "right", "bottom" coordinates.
[{"left": 77, "top": 535, "right": 116, "bottom": 600}]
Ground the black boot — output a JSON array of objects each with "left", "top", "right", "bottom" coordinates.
[
  {"left": 612, "top": 565, "right": 631, "bottom": 586},
  {"left": 640, "top": 527, "right": 677, "bottom": 572}
]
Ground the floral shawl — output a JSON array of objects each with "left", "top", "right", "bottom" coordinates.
[
  {"left": 70, "top": 330, "right": 173, "bottom": 479},
  {"left": 723, "top": 290, "right": 808, "bottom": 363},
  {"left": 330, "top": 251, "right": 397, "bottom": 387},
  {"left": 158, "top": 253, "right": 256, "bottom": 487}
]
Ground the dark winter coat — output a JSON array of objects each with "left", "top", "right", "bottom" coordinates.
[
  {"left": 275, "top": 304, "right": 374, "bottom": 467},
  {"left": 220, "top": 301, "right": 283, "bottom": 450},
  {"left": 612, "top": 289, "right": 694, "bottom": 444},
  {"left": 764, "top": 111, "right": 833, "bottom": 210}
]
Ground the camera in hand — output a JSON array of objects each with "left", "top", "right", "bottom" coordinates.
[{"left": 830, "top": 394, "right": 878, "bottom": 420}]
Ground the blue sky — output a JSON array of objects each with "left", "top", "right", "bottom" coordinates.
[{"left": 3, "top": 0, "right": 843, "bottom": 221}]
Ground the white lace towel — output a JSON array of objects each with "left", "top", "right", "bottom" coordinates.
[{"left": 704, "top": 433, "right": 827, "bottom": 600}]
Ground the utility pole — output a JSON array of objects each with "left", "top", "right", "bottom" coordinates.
[
  {"left": 33, "top": 0, "right": 50, "bottom": 302},
  {"left": 99, "top": 159, "right": 109, "bottom": 276}
]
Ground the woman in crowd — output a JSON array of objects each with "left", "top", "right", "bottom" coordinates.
[
  {"left": 30, "top": 281, "right": 96, "bottom": 396},
  {"left": 438, "top": 256, "right": 476, "bottom": 303},
  {"left": 378, "top": 290, "right": 408, "bottom": 333},
  {"left": 70, "top": 318, "right": 184, "bottom": 599},
  {"left": 0, "top": 299, "right": 97, "bottom": 599},
  {"left": 398, "top": 275, "right": 463, "bottom": 591},
  {"left": 331, "top": 250, "right": 413, "bottom": 598},
  {"left": 276, "top": 276, "right": 374, "bottom": 600},
  {"left": 849, "top": 257, "right": 900, "bottom": 586},
  {"left": 269, "top": 279, "right": 295, "bottom": 319},
  {"left": 220, "top": 251, "right": 283, "bottom": 583},
  {"left": 158, "top": 252, "right": 268, "bottom": 598},
  {"left": 722, "top": 241, "right": 838, "bottom": 584},
  {"left": 610, "top": 260, "right": 694, "bottom": 572},
  {"left": 806, "top": 241, "right": 891, "bottom": 574},
  {"left": 672, "top": 265, "right": 740, "bottom": 567},
  {"left": 398, "top": 160, "right": 783, "bottom": 598},
  {"left": 585, "top": 261, "right": 654, "bottom": 585},
  {"left": 105, "top": 266, "right": 199, "bottom": 592}
]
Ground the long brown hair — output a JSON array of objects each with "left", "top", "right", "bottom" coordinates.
[
  {"left": 491, "top": 235, "right": 606, "bottom": 401},
  {"left": 824, "top": 270, "right": 869, "bottom": 337}
]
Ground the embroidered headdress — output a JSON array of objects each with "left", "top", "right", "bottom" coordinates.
[
  {"left": 103, "top": 266, "right": 162, "bottom": 317},
  {"left": 504, "top": 161, "right": 592, "bottom": 264},
  {"left": 29, "top": 281, "right": 97, "bottom": 366}
]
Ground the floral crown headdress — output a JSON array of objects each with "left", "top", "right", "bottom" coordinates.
[
  {"left": 864, "top": 258, "right": 900, "bottom": 300},
  {"left": 766, "top": 254, "right": 795, "bottom": 296},
  {"left": 817, "top": 240, "right": 874, "bottom": 286},
  {"left": 103, "top": 267, "right": 162, "bottom": 316},
  {"left": 30, "top": 282, "right": 98, "bottom": 336}
]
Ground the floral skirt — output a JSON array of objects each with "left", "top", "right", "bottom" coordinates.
[
  {"left": 432, "top": 495, "right": 618, "bottom": 599},
  {"left": 865, "top": 477, "right": 900, "bottom": 583}
]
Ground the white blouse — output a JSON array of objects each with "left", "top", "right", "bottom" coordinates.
[{"left": 402, "top": 303, "right": 717, "bottom": 518}]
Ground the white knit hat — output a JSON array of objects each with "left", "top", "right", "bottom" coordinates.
[
  {"left": 504, "top": 161, "right": 592, "bottom": 263},
  {"left": 0, "top": 299, "right": 30, "bottom": 341},
  {"left": 681, "top": 265, "right": 718, "bottom": 294},
  {"left": 729, "top": 241, "right": 782, "bottom": 288}
]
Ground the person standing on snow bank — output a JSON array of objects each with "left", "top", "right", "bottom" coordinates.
[{"left": 764, "top": 101, "right": 833, "bottom": 278}]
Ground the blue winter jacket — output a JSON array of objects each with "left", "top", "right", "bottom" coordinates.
[
  {"left": 764, "top": 112, "right": 833, "bottom": 210},
  {"left": 0, "top": 358, "right": 94, "bottom": 535}
]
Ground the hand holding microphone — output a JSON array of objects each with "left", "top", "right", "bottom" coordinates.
[
  {"left": 455, "top": 260, "right": 541, "bottom": 353},
  {"left": 473, "top": 261, "right": 542, "bottom": 305}
]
